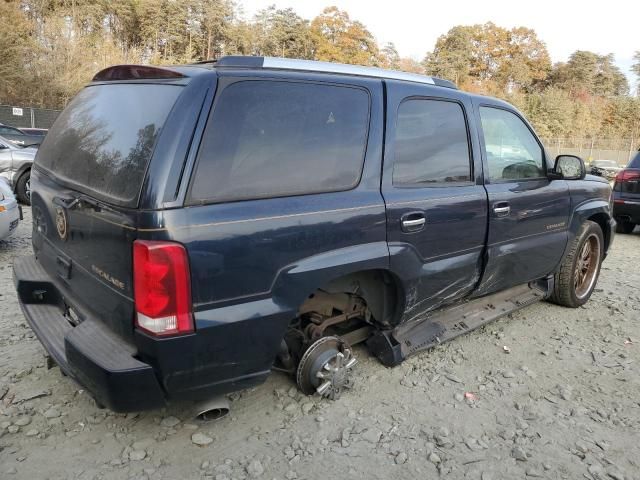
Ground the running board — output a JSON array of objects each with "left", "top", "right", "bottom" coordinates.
[{"left": 367, "top": 282, "right": 548, "bottom": 367}]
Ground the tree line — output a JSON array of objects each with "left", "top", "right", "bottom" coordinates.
[{"left": 1, "top": 1, "right": 639, "bottom": 141}]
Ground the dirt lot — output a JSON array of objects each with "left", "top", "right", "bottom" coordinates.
[{"left": 1, "top": 208, "right": 639, "bottom": 480}]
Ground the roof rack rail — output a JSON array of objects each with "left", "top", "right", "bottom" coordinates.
[
  {"left": 190, "top": 59, "right": 219, "bottom": 65},
  {"left": 215, "top": 56, "right": 457, "bottom": 89}
]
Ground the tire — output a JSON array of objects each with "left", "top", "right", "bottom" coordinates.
[
  {"left": 549, "top": 220, "right": 604, "bottom": 308},
  {"left": 615, "top": 220, "right": 635, "bottom": 234},
  {"left": 15, "top": 170, "right": 31, "bottom": 205}
]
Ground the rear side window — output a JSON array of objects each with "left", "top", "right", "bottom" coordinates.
[
  {"left": 0, "top": 126, "right": 23, "bottom": 136},
  {"left": 629, "top": 152, "right": 640, "bottom": 168},
  {"left": 189, "top": 80, "right": 370, "bottom": 203},
  {"left": 36, "top": 84, "right": 182, "bottom": 206},
  {"left": 393, "top": 99, "right": 471, "bottom": 186}
]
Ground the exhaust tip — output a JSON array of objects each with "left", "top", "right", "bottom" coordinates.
[
  {"left": 196, "top": 406, "right": 230, "bottom": 422},
  {"left": 194, "top": 396, "right": 230, "bottom": 422}
]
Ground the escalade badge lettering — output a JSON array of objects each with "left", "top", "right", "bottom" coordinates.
[
  {"left": 546, "top": 221, "right": 566, "bottom": 230},
  {"left": 55, "top": 207, "right": 68, "bottom": 240},
  {"left": 91, "top": 265, "right": 125, "bottom": 290}
]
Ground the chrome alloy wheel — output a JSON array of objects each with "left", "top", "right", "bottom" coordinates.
[{"left": 574, "top": 233, "right": 601, "bottom": 300}]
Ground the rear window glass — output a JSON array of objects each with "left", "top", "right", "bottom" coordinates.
[
  {"left": 189, "top": 80, "right": 369, "bottom": 203},
  {"left": 36, "top": 84, "right": 182, "bottom": 206},
  {"left": 629, "top": 152, "right": 640, "bottom": 168}
]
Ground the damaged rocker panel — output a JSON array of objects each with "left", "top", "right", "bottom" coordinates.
[{"left": 367, "top": 281, "right": 549, "bottom": 367}]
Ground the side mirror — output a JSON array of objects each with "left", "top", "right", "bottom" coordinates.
[{"left": 551, "top": 155, "right": 586, "bottom": 180}]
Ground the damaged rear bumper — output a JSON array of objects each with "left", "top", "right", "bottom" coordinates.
[{"left": 13, "top": 255, "right": 166, "bottom": 412}]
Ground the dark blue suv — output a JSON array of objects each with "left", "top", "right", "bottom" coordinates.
[{"left": 14, "top": 57, "right": 615, "bottom": 412}]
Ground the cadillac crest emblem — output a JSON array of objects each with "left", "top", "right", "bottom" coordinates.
[{"left": 55, "top": 206, "right": 68, "bottom": 240}]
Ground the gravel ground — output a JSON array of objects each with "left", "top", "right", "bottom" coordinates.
[{"left": 1, "top": 208, "right": 639, "bottom": 480}]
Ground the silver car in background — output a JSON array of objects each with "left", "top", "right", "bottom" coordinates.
[
  {"left": 0, "top": 134, "right": 37, "bottom": 204},
  {"left": 0, "top": 178, "right": 20, "bottom": 241}
]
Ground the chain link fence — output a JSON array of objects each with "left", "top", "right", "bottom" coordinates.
[
  {"left": 0, "top": 104, "right": 61, "bottom": 129},
  {"left": 540, "top": 138, "right": 639, "bottom": 166}
]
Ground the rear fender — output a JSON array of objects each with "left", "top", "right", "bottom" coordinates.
[
  {"left": 14, "top": 162, "right": 31, "bottom": 185},
  {"left": 185, "top": 242, "right": 391, "bottom": 391},
  {"left": 271, "top": 241, "right": 390, "bottom": 311}
]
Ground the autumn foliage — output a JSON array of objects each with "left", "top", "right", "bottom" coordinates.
[{"left": 0, "top": 1, "right": 638, "bottom": 140}]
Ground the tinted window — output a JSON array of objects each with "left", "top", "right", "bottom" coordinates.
[
  {"left": 36, "top": 84, "right": 182, "bottom": 206},
  {"left": 0, "top": 126, "right": 23, "bottom": 135},
  {"left": 629, "top": 152, "right": 640, "bottom": 169},
  {"left": 189, "top": 81, "right": 369, "bottom": 203},
  {"left": 21, "top": 129, "right": 47, "bottom": 136},
  {"left": 393, "top": 99, "right": 471, "bottom": 185},
  {"left": 480, "top": 107, "right": 545, "bottom": 181}
]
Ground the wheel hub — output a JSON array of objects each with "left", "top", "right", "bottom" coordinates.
[{"left": 296, "top": 336, "right": 357, "bottom": 400}]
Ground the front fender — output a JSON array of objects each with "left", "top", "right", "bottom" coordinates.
[{"left": 563, "top": 198, "right": 612, "bottom": 258}]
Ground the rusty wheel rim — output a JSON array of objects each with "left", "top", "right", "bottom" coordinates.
[{"left": 574, "top": 234, "right": 601, "bottom": 300}]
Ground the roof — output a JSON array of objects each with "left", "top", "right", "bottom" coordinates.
[
  {"left": 90, "top": 57, "right": 458, "bottom": 90},
  {"left": 211, "top": 56, "right": 458, "bottom": 89}
]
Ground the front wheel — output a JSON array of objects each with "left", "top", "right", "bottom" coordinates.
[{"left": 549, "top": 220, "right": 604, "bottom": 308}]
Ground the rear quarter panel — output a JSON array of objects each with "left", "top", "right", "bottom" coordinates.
[{"left": 135, "top": 72, "right": 388, "bottom": 395}]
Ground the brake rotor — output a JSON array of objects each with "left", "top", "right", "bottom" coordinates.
[{"left": 296, "top": 336, "right": 357, "bottom": 400}]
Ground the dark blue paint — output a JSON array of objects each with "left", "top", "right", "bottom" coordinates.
[
  {"left": 16, "top": 63, "right": 616, "bottom": 410},
  {"left": 381, "top": 80, "right": 488, "bottom": 322},
  {"left": 475, "top": 178, "right": 571, "bottom": 296}
]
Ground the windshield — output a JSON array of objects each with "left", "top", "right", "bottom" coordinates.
[{"left": 35, "top": 83, "right": 182, "bottom": 207}]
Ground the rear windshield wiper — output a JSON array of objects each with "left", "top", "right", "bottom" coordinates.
[
  {"left": 53, "top": 195, "right": 103, "bottom": 212},
  {"left": 53, "top": 196, "right": 80, "bottom": 210}
]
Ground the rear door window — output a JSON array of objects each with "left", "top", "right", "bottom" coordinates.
[
  {"left": 393, "top": 99, "right": 472, "bottom": 186},
  {"left": 36, "top": 84, "right": 182, "bottom": 207},
  {"left": 189, "top": 80, "right": 370, "bottom": 203}
]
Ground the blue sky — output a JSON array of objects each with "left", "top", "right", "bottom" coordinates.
[{"left": 240, "top": 0, "right": 638, "bottom": 88}]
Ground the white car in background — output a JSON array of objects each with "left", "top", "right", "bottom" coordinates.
[
  {"left": 0, "top": 134, "right": 37, "bottom": 205},
  {"left": 0, "top": 178, "right": 21, "bottom": 241}
]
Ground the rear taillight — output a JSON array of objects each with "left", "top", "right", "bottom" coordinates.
[
  {"left": 615, "top": 169, "right": 640, "bottom": 183},
  {"left": 133, "top": 240, "right": 194, "bottom": 336}
]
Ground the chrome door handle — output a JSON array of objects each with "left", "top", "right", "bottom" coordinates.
[
  {"left": 402, "top": 218, "right": 426, "bottom": 228},
  {"left": 400, "top": 211, "right": 426, "bottom": 232},
  {"left": 493, "top": 205, "right": 511, "bottom": 217}
]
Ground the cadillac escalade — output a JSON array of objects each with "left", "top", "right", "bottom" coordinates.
[{"left": 13, "top": 57, "right": 615, "bottom": 412}]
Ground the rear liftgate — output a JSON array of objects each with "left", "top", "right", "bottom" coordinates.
[{"left": 367, "top": 282, "right": 549, "bottom": 367}]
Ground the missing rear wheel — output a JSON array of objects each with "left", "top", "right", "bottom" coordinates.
[{"left": 296, "top": 336, "right": 357, "bottom": 400}]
